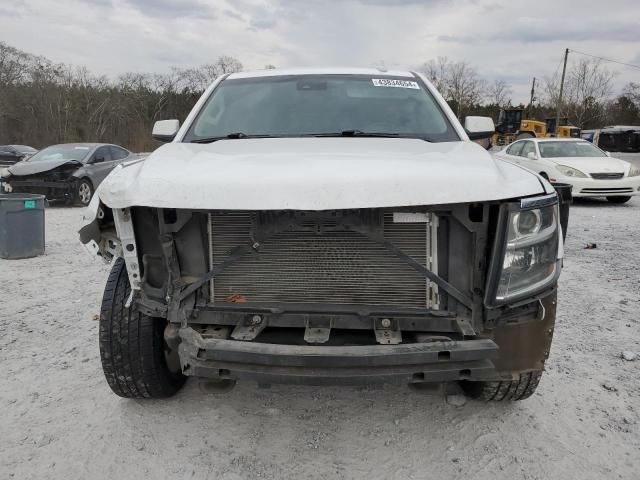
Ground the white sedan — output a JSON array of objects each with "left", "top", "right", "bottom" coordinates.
[{"left": 494, "top": 138, "right": 640, "bottom": 203}]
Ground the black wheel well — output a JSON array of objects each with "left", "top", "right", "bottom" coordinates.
[{"left": 78, "top": 177, "right": 93, "bottom": 188}]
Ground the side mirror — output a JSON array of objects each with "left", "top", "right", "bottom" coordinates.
[
  {"left": 152, "top": 119, "right": 180, "bottom": 142},
  {"left": 527, "top": 152, "right": 538, "bottom": 160},
  {"left": 464, "top": 116, "right": 495, "bottom": 140}
]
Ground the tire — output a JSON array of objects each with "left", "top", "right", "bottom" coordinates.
[
  {"left": 99, "top": 257, "right": 185, "bottom": 398},
  {"left": 76, "top": 178, "right": 93, "bottom": 206},
  {"left": 516, "top": 132, "right": 535, "bottom": 139},
  {"left": 460, "top": 371, "right": 543, "bottom": 401},
  {"left": 606, "top": 196, "right": 631, "bottom": 204}
]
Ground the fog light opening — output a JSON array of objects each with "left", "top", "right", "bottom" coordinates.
[{"left": 438, "top": 351, "right": 451, "bottom": 361}]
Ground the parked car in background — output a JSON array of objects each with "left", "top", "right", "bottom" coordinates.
[
  {"left": 494, "top": 138, "right": 640, "bottom": 203},
  {"left": 0, "top": 145, "right": 38, "bottom": 167},
  {"left": 2, "top": 143, "right": 137, "bottom": 206},
  {"left": 581, "top": 126, "right": 640, "bottom": 154}
]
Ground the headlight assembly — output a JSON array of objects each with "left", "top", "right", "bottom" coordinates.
[
  {"left": 486, "top": 194, "right": 561, "bottom": 305},
  {"left": 628, "top": 166, "right": 640, "bottom": 177},
  {"left": 555, "top": 164, "right": 587, "bottom": 178}
]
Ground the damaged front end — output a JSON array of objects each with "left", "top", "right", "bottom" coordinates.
[
  {"left": 3, "top": 162, "right": 82, "bottom": 202},
  {"left": 81, "top": 193, "right": 562, "bottom": 387}
]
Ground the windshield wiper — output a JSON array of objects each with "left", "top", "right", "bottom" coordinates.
[
  {"left": 190, "top": 133, "right": 274, "bottom": 143},
  {"left": 311, "top": 130, "right": 434, "bottom": 141},
  {"left": 309, "top": 130, "right": 400, "bottom": 138}
]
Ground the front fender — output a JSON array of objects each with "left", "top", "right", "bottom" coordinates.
[{"left": 79, "top": 192, "right": 119, "bottom": 263}]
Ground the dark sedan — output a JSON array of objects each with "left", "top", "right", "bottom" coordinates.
[
  {"left": 2, "top": 143, "right": 139, "bottom": 206},
  {"left": 0, "top": 145, "right": 38, "bottom": 167}
]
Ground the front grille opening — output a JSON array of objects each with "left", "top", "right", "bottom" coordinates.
[
  {"left": 437, "top": 350, "right": 451, "bottom": 361},
  {"left": 590, "top": 172, "right": 624, "bottom": 180},
  {"left": 581, "top": 187, "right": 633, "bottom": 193},
  {"left": 208, "top": 210, "right": 436, "bottom": 308}
]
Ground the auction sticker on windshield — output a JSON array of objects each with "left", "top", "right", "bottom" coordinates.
[{"left": 372, "top": 79, "right": 420, "bottom": 89}]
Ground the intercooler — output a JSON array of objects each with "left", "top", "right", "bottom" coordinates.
[{"left": 208, "top": 211, "right": 438, "bottom": 309}]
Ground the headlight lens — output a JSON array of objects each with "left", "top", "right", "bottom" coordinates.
[
  {"left": 628, "top": 166, "right": 640, "bottom": 177},
  {"left": 556, "top": 164, "right": 587, "bottom": 178},
  {"left": 494, "top": 202, "right": 560, "bottom": 302}
]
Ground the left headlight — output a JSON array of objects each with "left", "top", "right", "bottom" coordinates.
[
  {"left": 628, "top": 166, "right": 640, "bottom": 177},
  {"left": 487, "top": 195, "right": 561, "bottom": 305},
  {"left": 556, "top": 164, "right": 587, "bottom": 178}
]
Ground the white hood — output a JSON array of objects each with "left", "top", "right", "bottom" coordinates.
[
  {"left": 96, "top": 138, "right": 545, "bottom": 210},
  {"left": 548, "top": 156, "right": 630, "bottom": 174}
]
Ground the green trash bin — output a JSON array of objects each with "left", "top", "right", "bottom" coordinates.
[{"left": 0, "top": 193, "right": 46, "bottom": 259}]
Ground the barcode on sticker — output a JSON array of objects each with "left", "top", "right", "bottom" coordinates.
[{"left": 372, "top": 79, "right": 420, "bottom": 89}]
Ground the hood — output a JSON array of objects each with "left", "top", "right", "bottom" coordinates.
[
  {"left": 96, "top": 138, "right": 545, "bottom": 210},
  {"left": 8, "top": 158, "right": 82, "bottom": 176},
  {"left": 548, "top": 156, "right": 630, "bottom": 174}
]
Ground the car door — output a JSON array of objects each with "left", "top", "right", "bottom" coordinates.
[
  {"left": 517, "top": 141, "right": 538, "bottom": 170},
  {"left": 110, "top": 146, "right": 131, "bottom": 165},
  {"left": 502, "top": 141, "right": 524, "bottom": 163},
  {"left": 87, "top": 146, "right": 116, "bottom": 186}
]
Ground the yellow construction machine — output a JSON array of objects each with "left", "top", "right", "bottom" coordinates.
[{"left": 492, "top": 108, "right": 581, "bottom": 146}]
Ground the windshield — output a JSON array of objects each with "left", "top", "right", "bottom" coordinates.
[
  {"left": 538, "top": 141, "right": 606, "bottom": 158},
  {"left": 183, "top": 74, "right": 459, "bottom": 142},
  {"left": 26, "top": 145, "right": 91, "bottom": 163}
]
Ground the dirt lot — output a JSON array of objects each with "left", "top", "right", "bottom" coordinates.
[{"left": 1, "top": 197, "right": 639, "bottom": 480}]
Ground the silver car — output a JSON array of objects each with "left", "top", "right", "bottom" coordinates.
[{"left": 2, "top": 143, "right": 138, "bottom": 206}]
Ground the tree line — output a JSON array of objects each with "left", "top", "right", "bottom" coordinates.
[{"left": 1, "top": 41, "right": 638, "bottom": 152}]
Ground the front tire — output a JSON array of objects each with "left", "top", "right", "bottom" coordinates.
[
  {"left": 606, "top": 196, "right": 631, "bottom": 204},
  {"left": 76, "top": 178, "right": 93, "bottom": 206},
  {"left": 460, "top": 371, "right": 543, "bottom": 401},
  {"left": 99, "top": 257, "right": 185, "bottom": 398}
]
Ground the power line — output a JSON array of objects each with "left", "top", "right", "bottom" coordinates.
[{"left": 569, "top": 49, "right": 640, "bottom": 70}]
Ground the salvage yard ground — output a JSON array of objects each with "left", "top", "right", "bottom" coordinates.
[{"left": 1, "top": 196, "right": 639, "bottom": 479}]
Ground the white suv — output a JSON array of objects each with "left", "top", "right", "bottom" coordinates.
[{"left": 81, "top": 68, "right": 565, "bottom": 401}]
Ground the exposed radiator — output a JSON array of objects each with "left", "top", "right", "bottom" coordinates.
[{"left": 208, "top": 211, "right": 437, "bottom": 308}]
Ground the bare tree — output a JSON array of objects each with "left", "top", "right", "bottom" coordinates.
[
  {"left": 486, "top": 79, "right": 512, "bottom": 107},
  {"left": 446, "top": 61, "right": 486, "bottom": 119},
  {"left": 543, "top": 58, "right": 616, "bottom": 128},
  {"left": 420, "top": 56, "right": 449, "bottom": 94},
  {"left": 622, "top": 82, "right": 640, "bottom": 107},
  {"left": 418, "top": 57, "right": 486, "bottom": 118}
]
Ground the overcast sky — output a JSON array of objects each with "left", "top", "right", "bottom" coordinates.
[{"left": 1, "top": 0, "right": 639, "bottom": 103}]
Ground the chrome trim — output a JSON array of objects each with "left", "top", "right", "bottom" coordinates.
[{"left": 520, "top": 193, "right": 558, "bottom": 210}]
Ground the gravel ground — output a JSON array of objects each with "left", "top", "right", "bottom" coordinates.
[{"left": 1, "top": 196, "right": 639, "bottom": 480}]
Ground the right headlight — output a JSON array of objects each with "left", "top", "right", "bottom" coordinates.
[
  {"left": 487, "top": 195, "right": 561, "bottom": 305},
  {"left": 555, "top": 164, "right": 587, "bottom": 178},
  {"left": 628, "top": 166, "right": 640, "bottom": 177}
]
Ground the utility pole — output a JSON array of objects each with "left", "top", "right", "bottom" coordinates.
[
  {"left": 527, "top": 77, "right": 536, "bottom": 118},
  {"left": 554, "top": 48, "right": 569, "bottom": 137}
]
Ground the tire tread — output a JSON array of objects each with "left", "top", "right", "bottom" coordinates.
[
  {"left": 465, "top": 371, "right": 543, "bottom": 402},
  {"left": 99, "top": 258, "right": 184, "bottom": 399}
]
